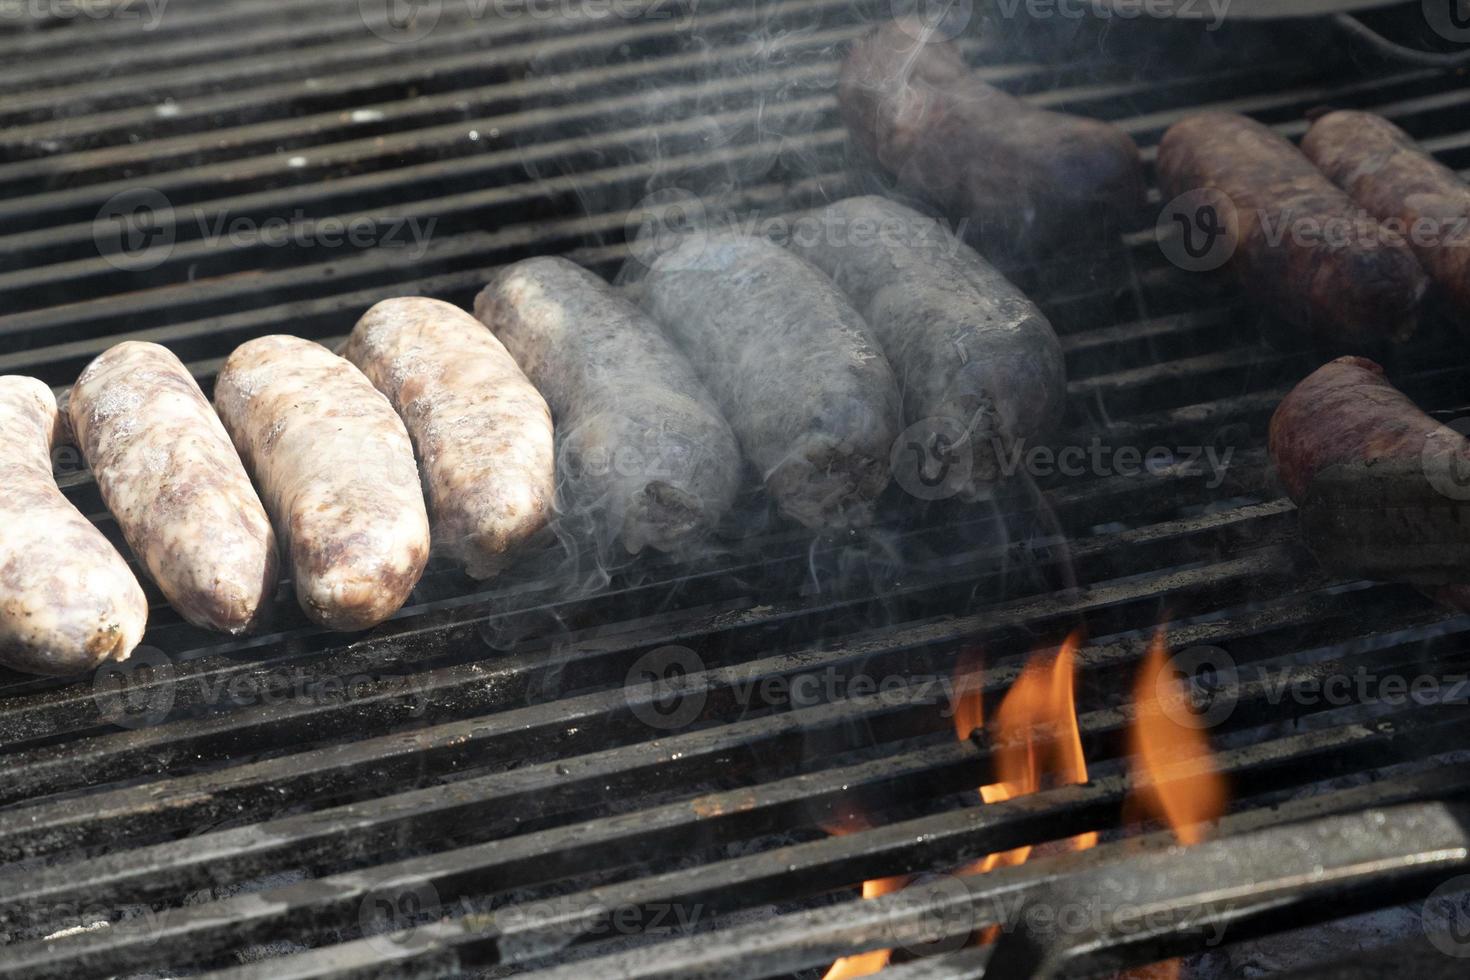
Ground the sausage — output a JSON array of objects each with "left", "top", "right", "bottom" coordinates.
[
  {"left": 1302, "top": 110, "right": 1470, "bottom": 323},
  {"left": 1268, "top": 356, "right": 1470, "bottom": 587},
  {"left": 639, "top": 234, "right": 902, "bottom": 530},
  {"left": 786, "top": 195, "right": 1065, "bottom": 500},
  {"left": 1157, "top": 112, "right": 1428, "bottom": 348},
  {"left": 839, "top": 20, "right": 1144, "bottom": 256},
  {"left": 68, "top": 342, "right": 278, "bottom": 634},
  {"left": 344, "top": 298, "right": 555, "bottom": 579},
  {"left": 0, "top": 376, "right": 147, "bottom": 675},
  {"left": 213, "top": 336, "right": 430, "bottom": 631},
  {"left": 475, "top": 257, "right": 741, "bottom": 555}
]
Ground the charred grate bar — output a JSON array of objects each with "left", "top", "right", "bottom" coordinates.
[{"left": 5, "top": 2, "right": 1470, "bottom": 979}]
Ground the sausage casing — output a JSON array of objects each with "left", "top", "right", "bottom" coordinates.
[
  {"left": 640, "top": 234, "right": 902, "bottom": 530},
  {"left": 1158, "top": 112, "right": 1427, "bottom": 348},
  {"left": 213, "top": 336, "right": 430, "bottom": 631},
  {"left": 345, "top": 298, "right": 555, "bottom": 578},
  {"left": 839, "top": 20, "right": 1144, "bottom": 256},
  {"left": 0, "top": 376, "right": 148, "bottom": 674},
  {"left": 1269, "top": 356, "right": 1470, "bottom": 585},
  {"left": 1303, "top": 110, "right": 1470, "bottom": 323},
  {"left": 787, "top": 196, "right": 1066, "bottom": 499},
  {"left": 69, "top": 342, "right": 278, "bottom": 634},
  {"left": 475, "top": 257, "right": 741, "bottom": 555}
]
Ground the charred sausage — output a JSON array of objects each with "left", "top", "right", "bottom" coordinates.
[
  {"left": 1303, "top": 110, "right": 1470, "bottom": 323},
  {"left": 69, "top": 342, "right": 278, "bottom": 634},
  {"left": 1157, "top": 112, "right": 1428, "bottom": 348},
  {"left": 839, "top": 20, "right": 1144, "bottom": 256},
  {"left": 475, "top": 257, "right": 741, "bottom": 555},
  {"left": 345, "top": 298, "right": 555, "bottom": 579},
  {"left": 1268, "top": 356, "right": 1470, "bottom": 587},
  {"left": 787, "top": 195, "right": 1065, "bottom": 500},
  {"left": 213, "top": 336, "right": 430, "bottom": 631},
  {"left": 640, "top": 234, "right": 902, "bottom": 530},
  {"left": 0, "top": 376, "right": 147, "bottom": 674}
]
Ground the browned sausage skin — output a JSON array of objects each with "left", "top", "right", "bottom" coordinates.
[
  {"left": 1303, "top": 110, "right": 1470, "bottom": 323},
  {"left": 1269, "top": 356, "right": 1470, "bottom": 590},
  {"left": 0, "top": 376, "right": 148, "bottom": 674},
  {"left": 839, "top": 20, "right": 1144, "bottom": 255},
  {"left": 69, "top": 342, "right": 279, "bottom": 634},
  {"left": 214, "top": 336, "right": 431, "bottom": 632},
  {"left": 1158, "top": 113, "right": 1427, "bottom": 349}
]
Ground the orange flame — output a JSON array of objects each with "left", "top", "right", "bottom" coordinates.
[
  {"left": 821, "top": 633, "right": 1097, "bottom": 978},
  {"left": 1120, "top": 631, "right": 1231, "bottom": 980},
  {"left": 960, "top": 630, "right": 1097, "bottom": 875},
  {"left": 1124, "top": 632, "right": 1228, "bottom": 846},
  {"left": 821, "top": 812, "right": 910, "bottom": 980}
]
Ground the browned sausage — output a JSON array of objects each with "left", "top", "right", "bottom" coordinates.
[
  {"left": 1303, "top": 110, "right": 1470, "bottom": 323},
  {"left": 1158, "top": 112, "right": 1428, "bottom": 349},
  {"left": 0, "top": 376, "right": 148, "bottom": 674},
  {"left": 1268, "top": 356, "right": 1470, "bottom": 587},
  {"left": 69, "top": 342, "right": 279, "bottom": 634},
  {"left": 839, "top": 20, "right": 1144, "bottom": 256}
]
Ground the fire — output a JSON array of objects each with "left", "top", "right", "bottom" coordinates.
[
  {"left": 820, "top": 633, "right": 1095, "bottom": 978},
  {"left": 958, "top": 630, "right": 1097, "bottom": 874},
  {"left": 1125, "top": 632, "right": 1228, "bottom": 846},
  {"left": 820, "top": 812, "right": 910, "bottom": 980},
  {"left": 1121, "top": 631, "right": 1231, "bottom": 979},
  {"left": 819, "top": 872, "right": 910, "bottom": 980}
]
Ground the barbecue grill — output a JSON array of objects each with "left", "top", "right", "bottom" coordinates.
[{"left": 5, "top": 1, "right": 1470, "bottom": 977}]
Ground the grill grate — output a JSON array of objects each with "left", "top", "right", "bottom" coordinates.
[{"left": 5, "top": 2, "right": 1470, "bottom": 978}]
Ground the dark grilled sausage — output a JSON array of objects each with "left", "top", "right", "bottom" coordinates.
[
  {"left": 69, "top": 342, "right": 278, "bottom": 634},
  {"left": 1303, "top": 110, "right": 1470, "bottom": 324},
  {"left": 475, "top": 257, "right": 741, "bottom": 555},
  {"left": 1158, "top": 112, "right": 1428, "bottom": 348},
  {"left": 640, "top": 234, "right": 902, "bottom": 530},
  {"left": 0, "top": 376, "right": 148, "bottom": 674},
  {"left": 214, "top": 336, "right": 430, "bottom": 631},
  {"left": 839, "top": 20, "right": 1144, "bottom": 256},
  {"left": 1269, "top": 356, "right": 1470, "bottom": 587},
  {"left": 345, "top": 298, "right": 555, "bottom": 579},
  {"left": 787, "top": 196, "right": 1065, "bottom": 500}
]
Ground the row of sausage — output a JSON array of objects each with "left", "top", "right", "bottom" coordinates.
[
  {"left": 851, "top": 20, "right": 1470, "bottom": 347},
  {"left": 0, "top": 195, "right": 1066, "bottom": 677}
]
